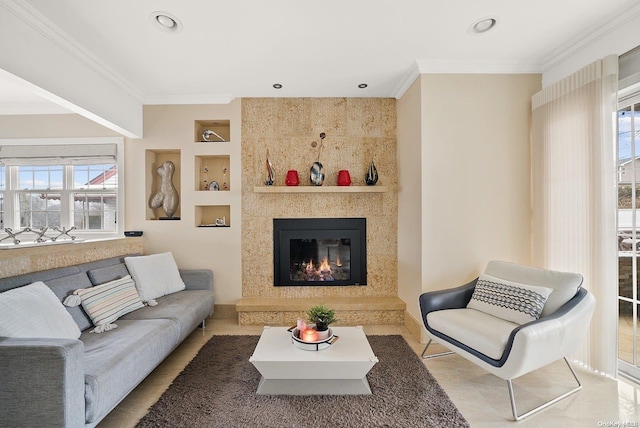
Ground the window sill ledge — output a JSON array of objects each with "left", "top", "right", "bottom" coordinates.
[
  {"left": 0, "top": 238, "right": 85, "bottom": 250},
  {"left": 0, "top": 236, "right": 141, "bottom": 252}
]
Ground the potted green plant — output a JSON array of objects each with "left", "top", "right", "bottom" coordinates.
[{"left": 307, "top": 304, "right": 337, "bottom": 340}]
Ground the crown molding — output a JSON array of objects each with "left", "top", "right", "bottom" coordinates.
[
  {"left": 414, "top": 59, "right": 542, "bottom": 74},
  {"left": 541, "top": 2, "right": 640, "bottom": 73},
  {"left": 1, "top": 0, "right": 144, "bottom": 102},
  {"left": 143, "top": 93, "right": 235, "bottom": 105},
  {"left": 392, "top": 61, "right": 421, "bottom": 99},
  {"left": 393, "top": 58, "right": 541, "bottom": 99}
]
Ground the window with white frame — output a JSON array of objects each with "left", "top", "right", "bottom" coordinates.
[{"left": 0, "top": 138, "right": 124, "bottom": 243}]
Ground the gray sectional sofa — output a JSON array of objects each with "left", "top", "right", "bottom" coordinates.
[{"left": 0, "top": 254, "right": 215, "bottom": 427}]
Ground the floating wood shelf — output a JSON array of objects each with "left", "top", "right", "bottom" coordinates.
[{"left": 253, "top": 186, "right": 387, "bottom": 194}]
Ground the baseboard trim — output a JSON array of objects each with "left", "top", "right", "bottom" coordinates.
[{"left": 404, "top": 310, "right": 425, "bottom": 344}]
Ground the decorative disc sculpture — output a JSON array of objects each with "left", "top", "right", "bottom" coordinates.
[{"left": 150, "top": 160, "right": 179, "bottom": 218}]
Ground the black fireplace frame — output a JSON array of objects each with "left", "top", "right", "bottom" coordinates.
[{"left": 273, "top": 218, "right": 367, "bottom": 286}]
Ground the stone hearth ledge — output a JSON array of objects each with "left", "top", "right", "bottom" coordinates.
[{"left": 236, "top": 296, "right": 406, "bottom": 326}]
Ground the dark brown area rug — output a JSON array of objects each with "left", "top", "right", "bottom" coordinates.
[{"left": 136, "top": 335, "right": 469, "bottom": 428}]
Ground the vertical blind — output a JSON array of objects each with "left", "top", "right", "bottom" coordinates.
[{"left": 531, "top": 55, "right": 618, "bottom": 376}]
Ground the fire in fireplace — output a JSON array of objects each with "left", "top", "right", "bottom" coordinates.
[{"left": 273, "top": 218, "right": 366, "bottom": 286}]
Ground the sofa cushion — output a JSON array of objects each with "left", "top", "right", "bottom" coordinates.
[
  {"left": 71, "top": 275, "right": 145, "bottom": 333},
  {"left": 0, "top": 282, "right": 81, "bottom": 339},
  {"left": 82, "top": 318, "right": 181, "bottom": 424},
  {"left": 87, "top": 263, "right": 130, "bottom": 286},
  {"left": 467, "top": 273, "right": 552, "bottom": 324},
  {"left": 120, "top": 289, "right": 214, "bottom": 342},
  {"left": 0, "top": 265, "right": 82, "bottom": 293},
  {"left": 427, "top": 308, "right": 518, "bottom": 360},
  {"left": 124, "top": 252, "right": 185, "bottom": 302},
  {"left": 45, "top": 273, "right": 95, "bottom": 331},
  {"left": 484, "top": 260, "right": 583, "bottom": 317}
]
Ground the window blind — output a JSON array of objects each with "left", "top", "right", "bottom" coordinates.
[
  {"left": 620, "top": 44, "right": 640, "bottom": 91},
  {"left": 0, "top": 144, "right": 117, "bottom": 166}
]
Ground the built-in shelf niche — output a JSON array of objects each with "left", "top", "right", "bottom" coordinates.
[
  {"left": 195, "top": 205, "right": 231, "bottom": 227},
  {"left": 194, "top": 120, "right": 231, "bottom": 143},
  {"left": 145, "top": 149, "right": 181, "bottom": 220},
  {"left": 195, "top": 155, "right": 230, "bottom": 191}
]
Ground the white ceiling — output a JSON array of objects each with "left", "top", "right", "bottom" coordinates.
[{"left": 1, "top": 0, "right": 639, "bottom": 115}]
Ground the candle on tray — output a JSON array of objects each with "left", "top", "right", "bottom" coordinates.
[
  {"left": 296, "top": 318, "right": 307, "bottom": 332},
  {"left": 301, "top": 329, "right": 318, "bottom": 342}
]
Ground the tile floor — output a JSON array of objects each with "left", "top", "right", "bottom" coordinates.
[{"left": 98, "top": 318, "right": 640, "bottom": 428}]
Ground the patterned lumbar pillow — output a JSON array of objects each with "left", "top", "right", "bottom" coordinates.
[
  {"left": 467, "top": 273, "right": 553, "bottom": 325},
  {"left": 64, "top": 275, "right": 144, "bottom": 333}
]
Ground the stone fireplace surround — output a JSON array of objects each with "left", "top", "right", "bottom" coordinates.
[{"left": 237, "top": 98, "right": 405, "bottom": 326}]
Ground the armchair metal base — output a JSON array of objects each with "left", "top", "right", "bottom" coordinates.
[
  {"left": 421, "top": 339, "right": 454, "bottom": 359},
  {"left": 507, "top": 357, "right": 582, "bottom": 421},
  {"left": 422, "top": 340, "right": 583, "bottom": 421}
]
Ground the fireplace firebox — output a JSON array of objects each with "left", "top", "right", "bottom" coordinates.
[{"left": 273, "top": 218, "right": 367, "bottom": 286}]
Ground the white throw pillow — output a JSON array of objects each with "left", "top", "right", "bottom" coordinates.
[
  {"left": 125, "top": 252, "right": 185, "bottom": 302},
  {"left": 467, "top": 273, "right": 553, "bottom": 325},
  {"left": 0, "top": 281, "right": 81, "bottom": 339}
]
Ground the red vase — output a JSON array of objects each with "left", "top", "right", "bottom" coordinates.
[
  {"left": 337, "top": 170, "right": 351, "bottom": 186},
  {"left": 285, "top": 170, "right": 300, "bottom": 186}
]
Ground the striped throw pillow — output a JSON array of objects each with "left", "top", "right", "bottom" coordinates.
[{"left": 74, "top": 275, "right": 144, "bottom": 333}]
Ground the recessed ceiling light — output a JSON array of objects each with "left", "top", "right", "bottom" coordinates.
[
  {"left": 157, "top": 15, "right": 175, "bottom": 28},
  {"left": 358, "top": 83, "right": 368, "bottom": 89},
  {"left": 149, "top": 11, "right": 183, "bottom": 33},
  {"left": 468, "top": 16, "right": 498, "bottom": 35},
  {"left": 273, "top": 83, "right": 283, "bottom": 89}
]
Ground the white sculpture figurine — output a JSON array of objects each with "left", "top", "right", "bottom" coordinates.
[{"left": 150, "top": 160, "right": 179, "bottom": 218}]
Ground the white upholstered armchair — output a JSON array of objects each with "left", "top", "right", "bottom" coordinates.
[{"left": 419, "top": 260, "right": 596, "bottom": 421}]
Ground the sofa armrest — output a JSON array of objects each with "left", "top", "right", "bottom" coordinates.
[
  {"left": 0, "top": 337, "right": 85, "bottom": 427},
  {"left": 419, "top": 279, "right": 477, "bottom": 322},
  {"left": 179, "top": 269, "right": 214, "bottom": 291}
]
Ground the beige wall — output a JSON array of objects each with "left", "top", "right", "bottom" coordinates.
[
  {"left": 0, "top": 108, "right": 242, "bottom": 304},
  {"left": 2, "top": 76, "right": 540, "bottom": 317},
  {"left": 125, "top": 103, "right": 242, "bottom": 304},
  {"left": 0, "top": 108, "right": 244, "bottom": 304},
  {"left": 397, "top": 73, "right": 541, "bottom": 327},
  {"left": 396, "top": 78, "right": 424, "bottom": 320},
  {"left": 241, "top": 98, "right": 398, "bottom": 300}
]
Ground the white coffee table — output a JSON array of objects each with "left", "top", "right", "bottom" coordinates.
[{"left": 249, "top": 325, "right": 378, "bottom": 395}]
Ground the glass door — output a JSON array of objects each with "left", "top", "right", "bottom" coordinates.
[{"left": 618, "top": 97, "right": 640, "bottom": 380}]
